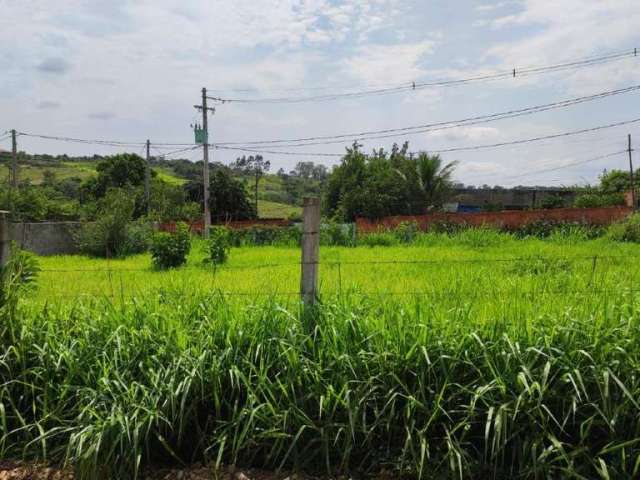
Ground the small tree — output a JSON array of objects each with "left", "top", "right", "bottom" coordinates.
[
  {"left": 207, "top": 226, "right": 231, "bottom": 265},
  {"left": 76, "top": 188, "right": 137, "bottom": 257},
  {"left": 150, "top": 223, "right": 191, "bottom": 269},
  {"left": 233, "top": 155, "right": 270, "bottom": 214}
]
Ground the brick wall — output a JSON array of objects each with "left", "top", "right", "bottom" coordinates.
[{"left": 355, "top": 206, "right": 633, "bottom": 234}]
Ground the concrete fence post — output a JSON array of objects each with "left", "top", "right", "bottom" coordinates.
[
  {"left": 300, "top": 198, "right": 320, "bottom": 306},
  {"left": 0, "top": 211, "right": 10, "bottom": 268}
]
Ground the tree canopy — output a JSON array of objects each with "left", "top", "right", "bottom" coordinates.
[{"left": 325, "top": 143, "right": 458, "bottom": 221}]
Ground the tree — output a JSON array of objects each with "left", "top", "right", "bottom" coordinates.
[
  {"left": 599, "top": 169, "right": 640, "bottom": 194},
  {"left": 184, "top": 167, "right": 256, "bottom": 222},
  {"left": 84, "top": 153, "right": 154, "bottom": 198},
  {"left": 396, "top": 153, "right": 458, "bottom": 209},
  {"left": 325, "top": 144, "right": 458, "bottom": 221}
]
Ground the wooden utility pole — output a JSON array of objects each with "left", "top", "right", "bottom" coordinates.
[
  {"left": 194, "top": 89, "right": 218, "bottom": 237},
  {"left": 145, "top": 139, "right": 151, "bottom": 216},
  {"left": 10, "top": 129, "right": 17, "bottom": 189},
  {"left": 629, "top": 134, "right": 636, "bottom": 210},
  {"left": 202, "top": 88, "right": 211, "bottom": 237},
  {"left": 0, "top": 210, "right": 9, "bottom": 268},
  {"left": 300, "top": 197, "right": 320, "bottom": 306}
]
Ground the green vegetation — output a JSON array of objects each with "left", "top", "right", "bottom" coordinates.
[
  {"left": 325, "top": 143, "right": 457, "bottom": 220},
  {"left": 0, "top": 153, "right": 320, "bottom": 222},
  {"left": 149, "top": 222, "right": 192, "bottom": 269},
  {"left": 207, "top": 226, "right": 231, "bottom": 265},
  {"left": 1, "top": 233, "right": 640, "bottom": 478}
]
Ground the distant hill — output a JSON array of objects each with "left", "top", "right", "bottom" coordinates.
[{"left": 0, "top": 153, "right": 320, "bottom": 219}]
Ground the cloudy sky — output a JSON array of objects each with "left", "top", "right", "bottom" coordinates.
[{"left": 1, "top": 0, "right": 639, "bottom": 186}]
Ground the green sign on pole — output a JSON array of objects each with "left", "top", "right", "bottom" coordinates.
[{"left": 194, "top": 127, "right": 206, "bottom": 144}]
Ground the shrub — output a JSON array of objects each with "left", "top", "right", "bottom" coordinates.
[
  {"left": 229, "top": 226, "right": 301, "bottom": 247},
  {"left": 321, "top": 220, "right": 356, "bottom": 246},
  {"left": 208, "top": 226, "right": 231, "bottom": 265},
  {"left": 607, "top": 213, "right": 640, "bottom": 243},
  {"left": 453, "top": 227, "right": 507, "bottom": 248},
  {"left": 76, "top": 189, "right": 136, "bottom": 257},
  {"left": 429, "top": 220, "right": 466, "bottom": 234},
  {"left": 574, "top": 192, "right": 625, "bottom": 208},
  {"left": 122, "top": 219, "right": 153, "bottom": 255},
  {"left": 393, "top": 221, "right": 420, "bottom": 243},
  {"left": 514, "top": 220, "right": 560, "bottom": 239},
  {"left": 359, "top": 232, "right": 397, "bottom": 247},
  {"left": 547, "top": 224, "right": 604, "bottom": 244},
  {"left": 150, "top": 223, "right": 191, "bottom": 269},
  {"left": 539, "top": 194, "right": 564, "bottom": 209},
  {"left": 0, "top": 246, "right": 39, "bottom": 308}
]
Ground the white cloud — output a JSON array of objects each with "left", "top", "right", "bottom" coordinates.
[{"left": 341, "top": 40, "right": 436, "bottom": 85}]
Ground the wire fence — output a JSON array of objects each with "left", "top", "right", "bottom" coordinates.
[{"left": 34, "top": 252, "right": 640, "bottom": 302}]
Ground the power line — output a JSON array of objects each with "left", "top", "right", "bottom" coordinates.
[
  {"left": 214, "top": 84, "right": 640, "bottom": 148},
  {"left": 12, "top": 84, "right": 640, "bottom": 154},
  {"left": 214, "top": 117, "right": 640, "bottom": 158},
  {"left": 16, "top": 132, "right": 192, "bottom": 149},
  {"left": 206, "top": 49, "right": 638, "bottom": 104},
  {"left": 474, "top": 150, "right": 628, "bottom": 183}
]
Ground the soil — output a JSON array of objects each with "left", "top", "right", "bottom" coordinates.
[{"left": 0, "top": 462, "right": 341, "bottom": 480}]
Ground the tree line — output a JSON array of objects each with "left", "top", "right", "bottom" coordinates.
[{"left": 0, "top": 143, "right": 635, "bottom": 224}]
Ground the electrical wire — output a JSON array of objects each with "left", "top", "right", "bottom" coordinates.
[
  {"left": 214, "top": 117, "right": 640, "bottom": 158},
  {"left": 213, "top": 84, "right": 640, "bottom": 148},
  {"left": 16, "top": 132, "right": 193, "bottom": 148},
  {"left": 474, "top": 150, "right": 627, "bottom": 183},
  {"left": 206, "top": 49, "right": 638, "bottom": 104},
  {"left": 13, "top": 84, "right": 640, "bottom": 154}
]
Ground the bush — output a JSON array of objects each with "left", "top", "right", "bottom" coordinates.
[
  {"left": 607, "top": 213, "right": 640, "bottom": 243},
  {"left": 359, "top": 232, "right": 398, "bottom": 247},
  {"left": 429, "top": 220, "right": 467, "bottom": 234},
  {"left": 150, "top": 223, "right": 191, "bottom": 269},
  {"left": 208, "top": 226, "right": 231, "bottom": 265},
  {"left": 547, "top": 224, "right": 604, "bottom": 244},
  {"left": 453, "top": 227, "right": 507, "bottom": 248},
  {"left": 0, "top": 246, "right": 39, "bottom": 308},
  {"left": 393, "top": 221, "right": 420, "bottom": 243},
  {"left": 76, "top": 189, "right": 137, "bottom": 257},
  {"left": 122, "top": 219, "right": 154, "bottom": 255},
  {"left": 574, "top": 192, "right": 625, "bottom": 208},
  {"left": 321, "top": 221, "right": 356, "bottom": 246},
  {"left": 229, "top": 226, "right": 301, "bottom": 247}
]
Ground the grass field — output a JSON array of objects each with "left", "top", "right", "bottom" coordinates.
[
  {"left": 37, "top": 235, "right": 640, "bottom": 308},
  {"left": 3, "top": 233, "right": 640, "bottom": 478}
]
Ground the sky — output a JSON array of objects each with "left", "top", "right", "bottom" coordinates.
[{"left": 1, "top": 0, "right": 639, "bottom": 187}]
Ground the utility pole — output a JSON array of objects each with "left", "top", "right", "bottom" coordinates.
[
  {"left": 300, "top": 197, "right": 320, "bottom": 308},
  {"left": 145, "top": 139, "right": 151, "bottom": 216},
  {"left": 629, "top": 134, "right": 636, "bottom": 210},
  {"left": 194, "top": 88, "right": 215, "bottom": 237},
  {"left": 10, "top": 129, "right": 17, "bottom": 189}
]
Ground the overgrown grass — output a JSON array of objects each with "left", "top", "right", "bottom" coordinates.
[
  {"left": 2, "top": 238, "right": 640, "bottom": 478},
  {"left": 2, "top": 291, "right": 640, "bottom": 478}
]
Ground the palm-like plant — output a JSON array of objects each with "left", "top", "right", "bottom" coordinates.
[{"left": 396, "top": 153, "right": 458, "bottom": 210}]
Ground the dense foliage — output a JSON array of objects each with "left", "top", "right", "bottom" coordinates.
[
  {"left": 2, "top": 289, "right": 640, "bottom": 479},
  {"left": 207, "top": 226, "right": 231, "bottom": 265},
  {"left": 325, "top": 143, "right": 457, "bottom": 221},
  {"left": 150, "top": 222, "right": 192, "bottom": 269},
  {"left": 185, "top": 167, "right": 257, "bottom": 222},
  {"left": 76, "top": 188, "right": 151, "bottom": 257}
]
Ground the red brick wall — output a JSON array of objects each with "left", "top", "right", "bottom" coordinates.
[
  {"left": 159, "top": 218, "right": 292, "bottom": 233},
  {"left": 355, "top": 206, "right": 633, "bottom": 234}
]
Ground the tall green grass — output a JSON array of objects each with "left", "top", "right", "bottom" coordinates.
[{"left": 1, "top": 290, "right": 640, "bottom": 478}]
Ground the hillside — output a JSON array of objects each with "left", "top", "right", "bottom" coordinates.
[{"left": 0, "top": 157, "right": 307, "bottom": 219}]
